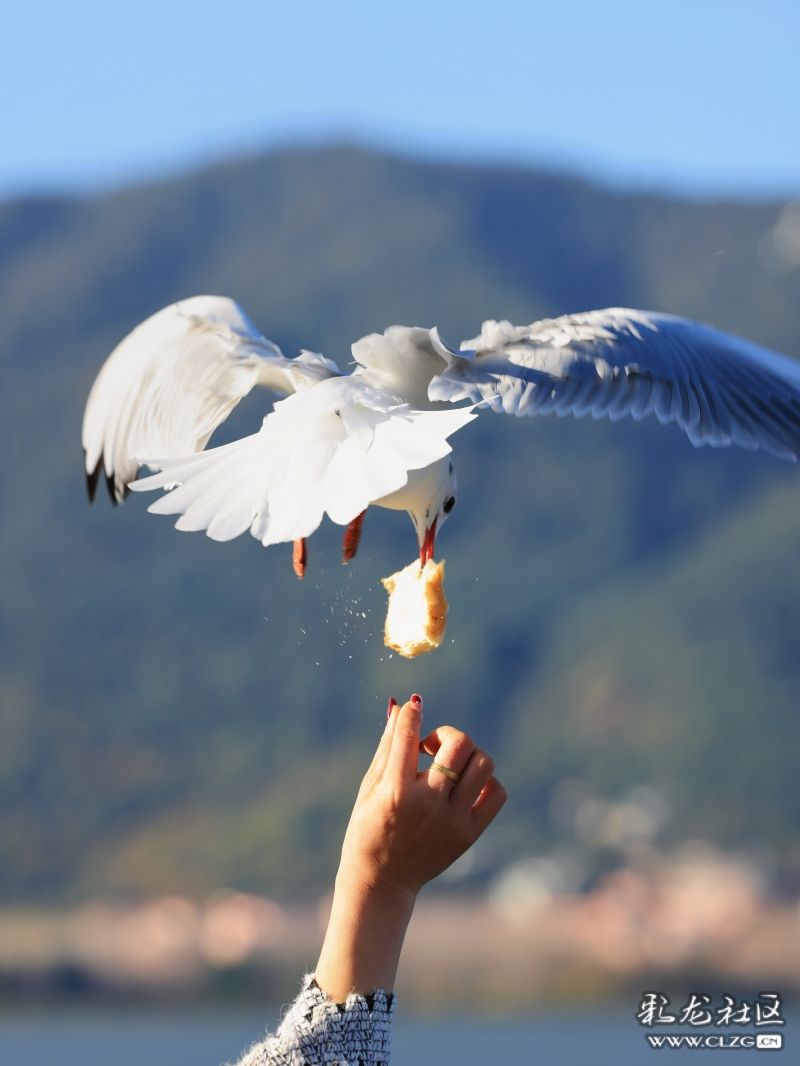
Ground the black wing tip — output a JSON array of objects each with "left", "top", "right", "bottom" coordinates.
[
  {"left": 104, "top": 470, "right": 129, "bottom": 506},
  {"left": 85, "top": 456, "right": 101, "bottom": 504},
  {"left": 85, "top": 453, "right": 129, "bottom": 505}
]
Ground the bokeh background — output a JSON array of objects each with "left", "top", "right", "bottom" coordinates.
[{"left": 2, "top": 2, "right": 799, "bottom": 1062}]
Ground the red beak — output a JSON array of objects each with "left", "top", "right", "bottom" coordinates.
[{"left": 419, "top": 516, "right": 437, "bottom": 567}]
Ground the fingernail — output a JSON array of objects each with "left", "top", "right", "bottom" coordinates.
[
  {"left": 411, "top": 693, "right": 423, "bottom": 710},
  {"left": 386, "top": 697, "right": 397, "bottom": 720}
]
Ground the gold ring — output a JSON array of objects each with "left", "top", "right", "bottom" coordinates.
[{"left": 430, "top": 761, "right": 460, "bottom": 783}]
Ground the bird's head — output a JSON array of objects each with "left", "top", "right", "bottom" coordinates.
[{"left": 410, "top": 459, "right": 458, "bottom": 566}]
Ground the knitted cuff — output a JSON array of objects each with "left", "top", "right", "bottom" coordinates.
[{"left": 234, "top": 972, "right": 395, "bottom": 1066}]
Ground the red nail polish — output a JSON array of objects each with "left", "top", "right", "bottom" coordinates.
[
  {"left": 411, "top": 693, "right": 423, "bottom": 708},
  {"left": 386, "top": 697, "right": 397, "bottom": 720}
]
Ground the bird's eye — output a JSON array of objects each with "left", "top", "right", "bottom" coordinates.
[{"left": 443, "top": 496, "right": 456, "bottom": 514}]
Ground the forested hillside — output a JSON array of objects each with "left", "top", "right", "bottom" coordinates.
[{"left": 1, "top": 145, "right": 798, "bottom": 902}]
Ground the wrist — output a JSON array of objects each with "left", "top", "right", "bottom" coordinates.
[
  {"left": 315, "top": 871, "right": 416, "bottom": 1002},
  {"left": 333, "top": 868, "right": 418, "bottom": 919}
]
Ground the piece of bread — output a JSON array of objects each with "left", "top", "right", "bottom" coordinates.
[{"left": 381, "top": 558, "right": 448, "bottom": 658}]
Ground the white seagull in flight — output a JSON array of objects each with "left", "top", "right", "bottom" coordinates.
[{"left": 82, "top": 295, "right": 800, "bottom": 576}]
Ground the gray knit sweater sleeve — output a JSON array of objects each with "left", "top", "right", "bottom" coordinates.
[{"left": 232, "top": 974, "right": 395, "bottom": 1065}]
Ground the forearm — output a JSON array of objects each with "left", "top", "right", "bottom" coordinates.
[{"left": 314, "top": 872, "right": 416, "bottom": 1002}]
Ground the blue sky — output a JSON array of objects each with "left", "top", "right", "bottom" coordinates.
[{"left": 5, "top": 0, "right": 800, "bottom": 200}]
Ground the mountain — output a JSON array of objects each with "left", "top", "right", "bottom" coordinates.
[{"left": 1, "top": 144, "right": 798, "bottom": 902}]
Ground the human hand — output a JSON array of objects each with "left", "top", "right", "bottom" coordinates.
[
  {"left": 315, "top": 693, "right": 506, "bottom": 1000},
  {"left": 337, "top": 693, "right": 507, "bottom": 901}
]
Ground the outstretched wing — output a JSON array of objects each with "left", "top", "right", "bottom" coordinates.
[
  {"left": 130, "top": 377, "right": 476, "bottom": 546},
  {"left": 428, "top": 308, "right": 800, "bottom": 461},
  {"left": 81, "top": 295, "right": 341, "bottom": 503}
]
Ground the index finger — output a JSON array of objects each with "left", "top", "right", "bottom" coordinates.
[
  {"left": 360, "top": 698, "right": 399, "bottom": 791},
  {"left": 384, "top": 694, "right": 423, "bottom": 785}
]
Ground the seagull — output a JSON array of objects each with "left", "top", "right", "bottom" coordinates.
[{"left": 82, "top": 295, "right": 800, "bottom": 576}]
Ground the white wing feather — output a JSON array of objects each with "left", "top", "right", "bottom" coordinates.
[
  {"left": 130, "top": 377, "right": 476, "bottom": 546},
  {"left": 351, "top": 324, "right": 466, "bottom": 407},
  {"left": 429, "top": 308, "right": 800, "bottom": 461},
  {"left": 81, "top": 295, "right": 341, "bottom": 502}
]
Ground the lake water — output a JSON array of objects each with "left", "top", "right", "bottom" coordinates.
[{"left": 0, "top": 1008, "right": 784, "bottom": 1065}]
